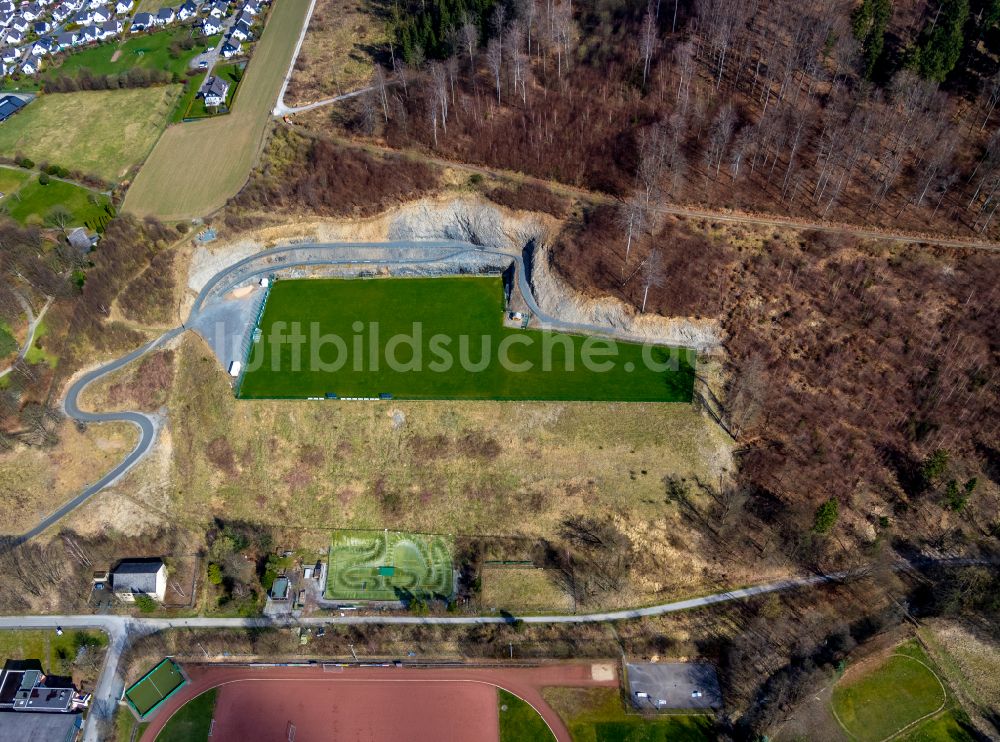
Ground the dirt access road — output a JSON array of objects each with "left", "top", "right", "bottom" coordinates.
[
  {"left": 139, "top": 663, "right": 618, "bottom": 742},
  {"left": 307, "top": 132, "right": 1000, "bottom": 253}
]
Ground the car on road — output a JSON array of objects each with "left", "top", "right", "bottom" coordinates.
[
  {"left": 206, "top": 46, "right": 214, "bottom": 51},
  {"left": 55, "top": 626, "right": 63, "bottom": 636},
  {"left": 198, "top": 60, "right": 208, "bottom": 69}
]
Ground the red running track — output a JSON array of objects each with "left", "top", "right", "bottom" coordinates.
[{"left": 139, "top": 663, "right": 618, "bottom": 742}]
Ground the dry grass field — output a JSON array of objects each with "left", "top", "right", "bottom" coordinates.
[
  {"left": 0, "top": 420, "right": 137, "bottom": 535},
  {"left": 481, "top": 568, "right": 575, "bottom": 613},
  {"left": 89, "top": 332, "right": 737, "bottom": 605},
  {"left": 123, "top": 0, "right": 311, "bottom": 219},
  {"left": 0, "top": 87, "right": 182, "bottom": 182},
  {"left": 284, "top": 0, "right": 387, "bottom": 107}
]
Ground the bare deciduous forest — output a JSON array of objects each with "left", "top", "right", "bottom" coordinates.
[{"left": 327, "top": 0, "right": 1000, "bottom": 238}]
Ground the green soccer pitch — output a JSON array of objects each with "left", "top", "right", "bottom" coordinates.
[
  {"left": 237, "top": 276, "right": 696, "bottom": 401},
  {"left": 326, "top": 530, "right": 454, "bottom": 601}
]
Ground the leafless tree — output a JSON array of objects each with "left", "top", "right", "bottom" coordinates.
[
  {"left": 641, "top": 248, "right": 665, "bottom": 312},
  {"left": 372, "top": 65, "right": 389, "bottom": 122},
  {"left": 640, "top": 2, "right": 657, "bottom": 87},
  {"left": 486, "top": 38, "right": 503, "bottom": 104},
  {"left": 461, "top": 16, "right": 478, "bottom": 79},
  {"left": 506, "top": 20, "right": 527, "bottom": 102},
  {"left": 704, "top": 103, "right": 735, "bottom": 179},
  {"left": 430, "top": 61, "right": 449, "bottom": 131},
  {"left": 617, "top": 192, "right": 647, "bottom": 273},
  {"left": 550, "top": 0, "right": 575, "bottom": 79}
]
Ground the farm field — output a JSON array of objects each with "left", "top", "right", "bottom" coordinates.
[
  {"left": 239, "top": 277, "right": 696, "bottom": 401},
  {"left": 123, "top": 0, "right": 311, "bottom": 219},
  {"left": 0, "top": 87, "right": 182, "bottom": 181},
  {"left": 1, "top": 173, "right": 112, "bottom": 228},
  {"left": 831, "top": 641, "right": 956, "bottom": 742},
  {"left": 543, "top": 687, "right": 715, "bottom": 741},
  {"left": 43, "top": 29, "right": 217, "bottom": 81},
  {"left": 326, "top": 530, "right": 454, "bottom": 601}
]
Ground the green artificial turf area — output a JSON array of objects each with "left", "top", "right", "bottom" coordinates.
[
  {"left": 1, "top": 174, "right": 112, "bottom": 228},
  {"left": 499, "top": 689, "right": 555, "bottom": 742},
  {"left": 831, "top": 642, "right": 948, "bottom": 742},
  {"left": 44, "top": 30, "right": 219, "bottom": 81},
  {"left": 239, "top": 277, "right": 696, "bottom": 401},
  {"left": 156, "top": 689, "right": 217, "bottom": 742},
  {"left": 325, "top": 530, "right": 454, "bottom": 601},
  {"left": 543, "top": 687, "right": 715, "bottom": 742},
  {"left": 125, "top": 659, "right": 186, "bottom": 717}
]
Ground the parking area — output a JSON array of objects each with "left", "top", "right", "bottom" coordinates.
[{"left": 625, "top": 662, "right": 722, "bottom": 710}]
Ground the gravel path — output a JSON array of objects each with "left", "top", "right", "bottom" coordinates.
[{"left": 0, "top": 292, "right": 51, "bottom": 379}]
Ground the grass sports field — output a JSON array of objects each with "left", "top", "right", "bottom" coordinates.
[
  {"left": 123, "top": 0, "right": 310, "bottom": 219},
  {"left": 326, "top": 530, "right": 454, "bottom": 601},
  {"left": 156, "top": 689, "right": 217, "bottom": 742},
  {"left": 831, "top": 641, "right": 950, "bottom": 742},
  {"left": 499, "top": 689, "right": 555, "bottom": 742},
  {"left": 0, "top": 87, "right": 181, "bottom": 181},
  {"left": 238, "top": 277, "right": 696, "bottom": 401},
  {"left": 125, "top": 658, "right": 186, "bottom": 718}
]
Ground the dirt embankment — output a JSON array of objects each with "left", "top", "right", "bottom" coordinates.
[{"left": 189, "top": 197, "right": 718, "bottom": 349}]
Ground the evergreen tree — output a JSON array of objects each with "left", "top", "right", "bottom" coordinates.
[
  {"left": 852, "top": 0, "right": 893, "bottom": 79},
  {"left": 914, "top": 0, "right": 970, "bottom": 82}
]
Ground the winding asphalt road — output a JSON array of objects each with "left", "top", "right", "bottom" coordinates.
[{"left": 13, "top": 240, "right": 687, "bottom": 546}]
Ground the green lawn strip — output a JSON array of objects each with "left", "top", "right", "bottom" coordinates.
[
  {"left": 543, "top": 687, "right": 715, "bottom": 742},
  {"left": 171, "top": 71, "right": 208, "bottom": 123},
  {"left": 499, "top": 689, "right": 555, "bottom": 742},
  {"left": 831, "top": 641, "right": 948, "bottom": 742},
  {"left": 156, "top": 688, "right": 217, "bottom": 742},
  {"left": 898, "top": 708, "right": 976, "bottom": 742},
  {"left": 0, "top": 165, "right": 31, "bottom": 195},
  {"left": 2, "top": 175, "right": 111, "bottom": 228},
  {"left": 0, "top": 323, "right": 16, "bottom": 358},
  {"left": 115, "top": 707, "right": 148, "bottom": 742},
  {"left": 183, "top": 61, "right": 244, "bottom": 119},
  {"left": 44, "top": 29, "right": 214, "bottom": 82},
  {"left": 240, "top": 277, "right": 696, "bottom": 402},
  {"left": 0, "top": 629, "right": 107, "bottom": 671},
  {"left": 23, "top": 316, "right": 57, "bottom": 368}
]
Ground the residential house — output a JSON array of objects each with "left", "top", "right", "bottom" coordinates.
[
  {"left": 177, "top": 0, "right": 196, "bottom": 20},
  {"left": 0, "top": 94, "right": 27, "bottom": 121},
  {"left": 87, "top": 0, "right": 105, "bottom": 8},
  {"left": 114, "top": 0, "right": 132, "bottom": 11},
  {"left": 0, "top": 2, "right": 13, "bottom": 14},
  {"left": 72, "top": 8, "right": 92, "bottom": 24},
  {"left": 51, "top": 4, "right": 72, "bottom": 21},
  {"left": 0, "top": 13, "right": 12, "bottom": 28},
  {"left": 19, "top": 57, "right": 38, "bottom": 75},
  {"left": 32, "top": 20, "right": 51, "bottom": 34},
  {"left": 21, "top": 3, "right": 42, "bottom": 20},
  {"left": 91, "top": 6, "right": 111, "bottom": 22},
  {"left": 112, "top": 559, "right": 167, "bottom": 602},
  {"left": 241, "top": 0, "right": 260, "bottom": 15},
  {"left": 208, "top": 0, "right": 227, "bottom": 17},
  {"left": 154, "top": 6, "right": 174, "bottom": 24},
  {"left": 100, "top": 18, "right": 120, "bottom": 37},
  {"left": 198, "top": 74, "right": 228, "bottom": 106},
  {"left": 4, "top": 28, "right": 22, "bottom": 45},
  {"left": 81, "top": 24, "right": 100, "bottom": 43},
  {"left": 235, "top": 9, "right": 252, "bottom": 26},
  {"left": 29, "top": 37, "right": 54, "bottom": 55},
  {"left": 130, "top": 11, "right": 152, "bottom": 30},
  {"left": 56, "top": 30, "right": 79, "bottom": 49},
  {"left": 0, "top": 45, "right": 19, "bottom": 62},
  {"left": 200, "top": 15, "right": 220, "bottom": 34},
  {"left": 8, "top": 15, "right": 26, "bottom": 32},
  {"left": 229, "top": 19, "right": 250, "bottom": 41},
  {"left": 67, "top": 227, "right": 99, "bottom": 251},
  {"left": 220, "top": 36, "right": 239, "bottom": 57}
]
